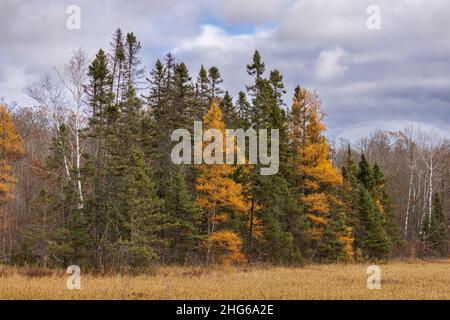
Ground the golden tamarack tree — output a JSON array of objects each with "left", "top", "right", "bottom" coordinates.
[
  {"left": 0, "top": 104, "right": 25, "bottom": 204},
  {"left": 0, "top": 104, "right": 25, "bottom": 253},
  {"left": 196, "top": 100, "right": 249, "bottom": 264},
  {"left": 289, "top": 87, "right": 353, "bottom": 261}
]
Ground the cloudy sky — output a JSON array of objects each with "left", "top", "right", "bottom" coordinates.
[{"left": 1, "top": 0, "right": 449, "bottom": 140}]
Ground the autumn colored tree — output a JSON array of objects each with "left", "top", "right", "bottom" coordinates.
[
  {"left": 206, "top": 230, "right": 246, "bottom": 265},
  {"left": 0, "top": 104, "right": 25, "bottom": 260},
  {"left": 289, "top": 87, "right": 352, "bottom": 261},
  {"left": 195, "top": 100, "right": 249, "bottom": 263},
  {"left": 0, "top": 104, "right": 25, "bottom": 203}
]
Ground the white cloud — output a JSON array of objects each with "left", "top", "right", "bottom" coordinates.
[{"left": 315, "top": 48, "right": 348, "bottom": 80}]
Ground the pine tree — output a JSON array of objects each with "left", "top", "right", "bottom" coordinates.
[
  {"left": 236, "top": 91, "right": 251, "bottom": 128},
  {"left": 195, "top": 65, "right": 210, "bottom": 118},
  {"left": 123, "top": 32, "right": 143, "bottom": 90},
  {"left": 341, "top": 146, "right": 360, "bottom": 257},
  {"left": 247, "top": 50, "right": 265, "bottom": 82},
  {"left": 354, "top": 156, "right": 392, "bottom": 260},
  {"left": 145, "top": 59, "right": 166, "bottom": 112},
  {"left": 372, "top": 162, "right": 401, "bottom": 248},
  {"left": 23, "top": 189, "right": 58, "bottom": 267},
  {"left": 243, "top": 52, "right": 302, "bottom": 263},
  {"left": 84, "top": 48, "right": 116, "bottom": 269},
  {"left": 357, "top": 155, "right": 373, "bottom": 191},
  {"left": 116, "top": 146, "right": 167, "bottom": 268},
  {"left": 428, "top": 193, "right": 447, "bottom": 255},
  {"left": 219, "top": 91, "right": 238, "bottom": 127},
  {"left": 207, "top": 66, "right": 223, "bottom": 99},
  {"left": 109, "top": 28, "right": 126, "bottom": 104},
  {"left": 173, "top": 62, "right": 195, "bottom": 127},
  {"left": 269, "top": 69, "right": 286, "bottom": 106},
  {"left": 165, "top": 166, "right": 203, "bottom": 263},
  {"left": 357, "top": 187, "right": 392, "bottom": 260}
]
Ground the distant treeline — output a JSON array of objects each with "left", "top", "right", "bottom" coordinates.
[{"left": 0, "top": 29, "right": 448, "bottom": 269}]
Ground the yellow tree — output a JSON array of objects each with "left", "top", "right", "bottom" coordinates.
[
  {"left": 289, "top": 87, "right": 353, "bottom": 261},
  {"left": 196, "top": 99, "right": 249, "bottom": 263},
  {"left": 0, "top": 104, "right": 25, "bottom": 255},
  {"left": 0, "top": 104, "right": 25, "bottom": 204}
]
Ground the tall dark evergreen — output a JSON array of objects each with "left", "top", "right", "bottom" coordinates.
[
  {"left": 219, "top": 91, "right": 238, "bottom": 127},
  {"left": 194, "top": 65, "right": 210, "bottom": 118},
  {"left": 354, "top": 155, "right": 392, "bottom": 260},
  {"left": 426, "top": 193, "right": 448, "bottom": 255},
  {"left": 207, "top": 66, "right": 223, "bottom": 99},
  {"left": 164, "top": 167, "right": 203, "bottom": 263},
  {"left": 357, "top": 187, "right": 392, "bottom": 260},
  {"left": 115, "top": 146, "right": 167, "bottom": 268}
]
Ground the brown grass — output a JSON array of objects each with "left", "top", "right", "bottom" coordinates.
[{"left": 0, "top": 260, "right": 449, "bottom": 300}]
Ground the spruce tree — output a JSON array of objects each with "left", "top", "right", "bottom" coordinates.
[
  {"left": 23, "top": 189, "right": 57, "bottom": 267},
  {"left": 236, "top": 91, "right": 252, "bottom": 128},
  {"left": 357, "top": 187, "right": 392, "bottom": 260},
  {"left": 207, "top": 66, "right": 223, "bottom": 99},
  {"left": 165, "top": 167, "right": 203, "bottom": 263},
  {"left": 428, "top": 193, "right": 447, "bottom": 255},
  {"left": 116, "top": 146, "right": 167, "bottom": 268},
  {"left": 219, "top": 91, "right": 238, "bottom": 128},
  {"left": 194, "top": 65, "right": 210, "bottom": 118},
  {"left": 269, "top": 69, "right": 286, "bottom": 106}
]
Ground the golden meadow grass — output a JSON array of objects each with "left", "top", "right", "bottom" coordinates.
[{"left": 0, "top": 261, "right": 449, "bottom": 300}]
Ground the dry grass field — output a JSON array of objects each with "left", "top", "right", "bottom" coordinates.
[{"left": 0, "top": 261, "right": 449, "bottom": 300}]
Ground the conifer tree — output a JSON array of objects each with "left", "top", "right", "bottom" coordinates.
[
  {"left": 116, "top": 146, "right": 167, "bottom": 268},
  {"left": 84, "top": 48, "right": 116, "bottom": 268},
  {"left": 427, "top": 193, "right": 447, "bottom": 255},
  {"left": 194, "top": 65, "right": 210, "bottom": 118},
  {"left": 247, "top": 50, "right": 265, "bottom": 82},
  {"left": 244, "top": 52, "right": 301, "bottom": 263},
  {"left": 269, "top": 69, "right": 286, "bottom": 106},
  {"left": 195, "top": 100, "right": 249, "bottom": 263},
  {"left": 0, "top": 104, "right": 25, "bottom": 260},
  {"left": 372, "top": 162, "right": 401, "bottom": 247},
  {"left": 341, "top": 146, "right": 362, "bottom": 258},
  {"left": 289, "top": 87, "right": 351, "bottom": 261},
  {"left": 354, "top": 156, "right": 392, "bottom": 260},
  {"left": 357, "top": 187, "right": 392, "bottom": 260},
  {"left": 0, "top": 104, "right": 25, "bottom": 204},
  {"left": 109, "top": 28, "right": 126, "bottom": 104},
  {"left": 219, "top": 91, "right": 238, "bottom": 128},
  {"left": 165, "top": 166, "right": 203, "bottom": 263},
  {"left": 207, "top": 66, "right": 223, "bottom": 99},
  {"left": 236, "top": 91, "right": 251, "bottom": 128},
  {"left": 23, "top": 189, "right": 57, "bottom": 267}
]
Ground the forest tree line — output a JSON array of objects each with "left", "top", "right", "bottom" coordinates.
[{"left": 0, "top": 29, "right": 448, "bottom": 269}]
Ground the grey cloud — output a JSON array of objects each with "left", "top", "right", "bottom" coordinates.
[{"left": 0, "top": 0, "right": 449, "bottom": 140}]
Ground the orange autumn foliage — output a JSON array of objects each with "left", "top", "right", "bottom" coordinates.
[
  {"left": 289, "top": 88, "right": 353, "bottom": 257},
  {"left": 0, "top": 104, "right": 25, "bottom": 203},
  {"left": 205, "top": 230, "right": 247, "bottom": 265},
  {"left": 196, "top": 100, "right": 249, "bottom": 264}
]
